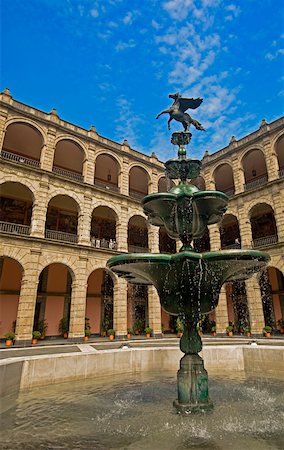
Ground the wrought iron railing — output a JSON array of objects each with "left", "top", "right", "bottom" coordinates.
[
  {"left": 45, "top": 229, "right": 78, "bottom": 243},
  {"left": 244, "top": 175, "right": 268, "bottom": 191},
  {"left": 223, "top": 188, "right": 235, "bottom": 197},
  {"left": 221, "top": 243, "right": 241, "bottom": 250},
  {"left": 279, "top": 168, "right": 284, "bottom": 178},
  {"left": 252, "top": 235, "right": 278, "bottom": 248},
  {"left": 0, "top": 221, "right": 31, "bottom": 235},
  {"left": 1, "top": 150, "right": 40, "bottom": 168},
  {"left": 128, "top": 245, "right": 149, "bottom": 253},
  {"left": 94, "top": 179, "right": 119, "bottom": 192},
  {"left": 53, "top": 166, "right": 84, "bottom": 182},
  {"left": 91, "top": 238, "right": 118, "bottom": 250},
  {"left": 129, "top": 190, "right": 147, "bottom": 200}
]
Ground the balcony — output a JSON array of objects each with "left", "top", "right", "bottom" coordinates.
[
  {"left": 223, "top": 188, "right": 235, "bottom": 197},
  {"left": 45, "top": 229, "right": 78, "bottom": 243},
  {"left": 53, "top": 166, "right": 84, "bottom": 182},
  {"left": 1, "top": 150, "right": 40, "bottom": 168},
  {"left": 221, "top": 243, "right": 241, "bottom": 250},
  {"left": 128, "top": 245, "right": 149, "bottom": 253},
  {"left": 279, "top": 168, "right": 284, "bottom": 178},
  {"left": 252, "top": 235, "right": 278, "bottom": 248},
  {"left": 91, "top": 238, "right": 118, "bottom": 250},
  {"left": 94, "top": 179, "right": 119, "bottom": 192},
  {"left": 0, "top": 221, "right": 31, "bottom": 236},
  {"left": 129, "top": 190, "right": 147, "bottom": 200},
  {"left": 244, "top": 175, "right": 268, "bottom": 191}
]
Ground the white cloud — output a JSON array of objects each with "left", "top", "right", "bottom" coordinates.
[
  {"left": 225, "top": 4, "right": 241, "bottom": 17},
  {"left": 115, "top": 39, "right": 136, "bottom": 51},
  {"left": 265, "top": 48, "right": 284, "bottom": 60},
  {"left": 151, "top": 19, "right": 161, "bottom": 30},
  {"left": 115, "top": 96, "right": 144, "bottom": 148},
  {"left": 90, "top": 8, "right": 99, "bottom": 18},
  {"left": 122, "top": 10, "right": 140, "bottom": 25}
]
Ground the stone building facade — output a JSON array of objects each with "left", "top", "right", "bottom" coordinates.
[{"left": 0, "top": 88, "right": 283, "bottom": 344}]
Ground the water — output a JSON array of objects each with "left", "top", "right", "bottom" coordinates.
[{"left": 1, "top": 372, "right": 283, "bottom": 450}]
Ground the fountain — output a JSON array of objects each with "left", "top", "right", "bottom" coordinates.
[{"left": 107, "top": 93, "right": 270, "bottom": 414}]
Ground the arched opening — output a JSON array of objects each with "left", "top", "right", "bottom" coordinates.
[
  {"left": 214, "top": 164, "right": 235, "bottom": 196},
  {"left": 191, "top": 176, "right": 206, "bottom": 191},
  {"left": 250, "top": 203, "right": 278, "bottom": 247},
  {"left": 0, "top": 257, "right": 23, "bottom": 338},
  {"left": 45, "top": 195, "right": 79, "bottom": 243},
  {"left": 159, "top": 228, "right": 176, "bottom": 253},
  {"left": 86, "top": 268, "right": 114, "bottom": 336},
  {"left": 128, "top": 215, "right": 148, "bottom": 252},
  {"left": 94, "top": 154, "right": 119, "bottom": 192},
  {"left": 90, "top": 206, "right": 117, "bottom": 250},
  {"left": 226, "top": 281, "right": 250, "bottom": 333},
  {"left": 219, "top": 214, "right": 241, "bottom": 249},
  {"left": 193, "top": 228, "right": 210, "bottom": 252},
  {"left": 242, "top": 149, "right": 268, "bottom": 191},
  {"left": 127, "top": 284, "right": 148, "bottom": 334},
  {"left": 53, "top": 140, "right": 84, "bottom": 182},
  {"left": 158, "top": 177, "right": 175, "bottom": 192},
  {"left": 129, "top": 166, "right": 149, "bottom": 199},
  {"left": 33, "top": 263, "right": 73, "bottom": 338},
  {"left": 259, "top": 267, "right": 284, "bottom": 331},
  {"left": 2, "top": 122, "right": 43, "bottom": 167},
  {"left": 0, "top": 182, "right": 33, "bottom": 235},
  {"left": 275, "top": 135, "right": 284, "bottom": 178}
]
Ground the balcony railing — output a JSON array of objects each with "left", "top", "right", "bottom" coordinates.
[
  {"left": 128, "top": 245, "right": 149, "bottom": 253},
  {"left": 45, "top": 229, "right": 78, "bottom": 243},
  {"left": 0, "top": 221, "right": 31, "bottom": 235},
  {"left": 252, "top": 235, "right": 278, "bottom": 248},
  {"left": 129, "top": 190, "right": 147, "bottom": 200},
  {"left": 53, "top": 166, "right": 84, "bottom": 182},
  {"left": 244, "top": 175, "right": 268, "bottom": 191},
  {"left": 279, "top": 168, "right": 284, "bottom": 178},
  {"left": 221, "top": 243, "right": 241, "bottom": 250},
  {"left": 91, "top": 238, "right": 118, "bottom": 250},
  {"left": 94, "top": 179, "right": 119, "bottom": 192},
  {"left": 1, "top": 150, "right": 40, "bottom": 168},
  {"left": 223, "top": 188, "right": 235, "bottom": 197}
]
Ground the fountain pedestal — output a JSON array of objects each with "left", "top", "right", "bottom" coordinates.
[{"left": 174, "top": 354, "right": 213, "bottom": 414}]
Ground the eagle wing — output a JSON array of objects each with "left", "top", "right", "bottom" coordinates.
[{"left": 179, "top": 97, "right": 203, "bottom": 113}]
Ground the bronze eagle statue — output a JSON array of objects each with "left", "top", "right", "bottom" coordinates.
[{"left": 156, "top": 92, "right": 205, "bottom": 132}]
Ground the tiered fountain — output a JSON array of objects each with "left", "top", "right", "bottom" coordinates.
[{"left": 107, "top": 93, "right": 270, "bottom": 414}]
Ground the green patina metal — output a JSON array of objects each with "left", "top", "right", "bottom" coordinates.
[{"left": 107, "top": 93, "right": 270, "bottom": 414}]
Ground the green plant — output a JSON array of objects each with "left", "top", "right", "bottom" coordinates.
[
  {"left": 264, "top": 325, "right": 272, "bottom": 333},
  {"left": 226, "top": 325, "right": 234, "bottom": 332},
  {"left": 134, "top": 319, "right": 144, "bottom": 332},
  {"left": 58, "top": 317, "right": 69, "bottom": 335},
  {"left": 85, "top": 329, "right": 92, "bottom": 337},
  {"left": 211, "top": 325, "right": 216, "bottom": 332},
  {"left": 85, "top": 317, "right": 91, "bottom": 330},
  {"left": 145, "top": 326, "right": 152, "bottom": 334},
  {"left": 107, "top": 329, "right": 115, "bottom": 336},
  {"left": 176, "top": 318, "right": 184, "bottom": 333},
  {"left": 127, "top": 328, "right": 132, "bottom": 334},
  {"left": 244, "top": 326, "right": 250, "bottom": 333},
  {"left": 32, "top": 331, "right": 41, "bottom": 339},
  {"left": 38, "top": 319, "right": 48, "bottom": 336},
  {"left": 277, "top": 318, "right": 284, "bottom": 327},
  {"left": 4, "top": 331, "right": 15, "bottom": 340},
  {"left": 161, "top": 324, "right": 166, "bottom": 333}
]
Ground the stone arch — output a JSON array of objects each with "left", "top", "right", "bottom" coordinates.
[
  {"left": 191, "top": 175, "right": 206, "bottom": 191},
  {"left": 128, "top": 214, "right": 149, "bottom": 252},
  {"left": 0, "top": 182, "right": 35, "bottom": 233},
  {"left": 249, "top": 203, "right": 278, "bottom": 247},
  {"left": 129, "top": 165, "right": 151, "bottom": 199},
  {"left": 90, "top": 205, "right": 118, "bottom": 249},
  {"left": 213, "top": 163, "right": 235, "bottom": 196},
  {"left": 274, "top": 133, "right": 284, "bottom": 175},
  {"left": 46, "top": 189, "right": 82, "bottom": 214},
  {"left": 259, "top": 265, "right": 284, "bottom": 330},
  {"left": 54, "top": 135, "right": 88, "bottom": 159},
  {"left": 4, "top": 117, "right": 46, "bottom": 145},
  {"left": 158, "top": 176, "right": 175, "bottom": 192},
  {"left": 53, "top": 137, "right": 86, "bottom": 180},
  {"left": 45, "top": 195, "right": 80, "bottom": 243},
  {"left": 90, "top": 199, "right": 121, "bottom": 220},
  {"left": 219, "top": 214, "right": 241, "bottom": 249},
  {"left": 241, "top": 147, "right": 268, "bottom": 190},
  {"left": 94, "top": 153, "right": 121, "bottom": 192}
]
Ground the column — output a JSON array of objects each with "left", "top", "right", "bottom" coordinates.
[
  {"left": 113, "top": 278, "right": 128, "bottom": 338},
  {"left": 15, "top": 248, "right": 41, "bottom": 343},
  {"left": 231, "top": 157, "right": 243, "bottom": 194},
  {"left": 215, "top": 286, "right": 229, "bottom": 333},
  {"left": 85, "top": 143, "right": 96, "bottom": 185},
  {"left": 120, "top": 157, "right": 129, "bottom": 196},
  {"left": 148, "top": 285, "right": 162, "bottom": 336},
  {"left": 116, "top": 206, "right": 129, "bottom": 252},
  {"left": 77, "top": 193, "right": 92, "bottom": 246},
  {"left": 148, "top": 225, "right": 159, "bottom": 253},
  {"left": 263, "top": 138, "right": 279, "bottom": 182},
  {"left": 237, "top": 204, "right": 253, "bottom": 249},
  {"left": 272, "top": 189, "right": 284, "bottom": 242},
  {"left": 68, "top": 255, "right": 88, "bottom": 339},
  {"left": 149, "top": 169, "right": 158, "bottom": 194},
  {"left": 40, "top": 127, "right": 56, "bottom": 171},
  {"left": 246, "top": 275, "right": 265, "bottom": 334},
  {"left": 30, "top": 178, "right": 49, "bottom": 238},
  {"left": 208, "top": 224, "right": 221, "bottom": 251}
]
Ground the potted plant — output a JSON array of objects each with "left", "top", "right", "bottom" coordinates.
[
  {"left": 226, "top": 325, "right": 234, "bottom": 337},
  {"left": 59, "top": 317, "right": 69, "bottom": 338},
  {"left": 38, "top": 319, "right": 48, "bottom": 339},
  {"left": 84, "top": 328, "right": 92, "bottom": 342},
  {"left": 32, "top": 330, "right": 41, "bottom": 345},
  {"left": 4, "top": 331, "right": 15, "bottom": 346},
  {"left": 134, "top": 319, "right": 143, "bottom": 335},
  {"left": 161, "top": 324, "right": 166, "bottom": 337},
  {"left": 211, "top": 325, "right": 216, "bottom": 337},
  {"left": 244, "top": 326, "right": 251, "bottom": 337},
  {"left": 145, "top": 326, "right": 152, "bottom": 338},
  {"left": 176, "top": 318, "right": 184, "bottom": 337},
  {"left": 127, "top": 328, "right": 132, "bottom": 339},
  {"left": 107, "top": 329, "right": 115, "bottom": 341},
  {"left": 264, "top": 325, "right": 272, "bottom": 337},
  {"left": 277, "top": 318, "right": 284, "bottom": 334}
]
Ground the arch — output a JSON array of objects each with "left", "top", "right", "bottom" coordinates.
[
  {"left": 249, "top": 203, "right": 278, "bottom": 247},
  {"left": 0, "top": 256, "right": 24, "bottom": 338},
  {"left": 274, "top": 134, "right": 284, "bottom": 175},
  {"left": 45, "top": 195, "right": 79, "bottom": 242},
  {"left": 219, "top": 214, "right": 241, "bottom": 249},
  {"left": 53, "top": 138, "right": 85, "bottom": 180},
  {"left": 94, "top": 153, "right": 121, "bottom": 192},
  {"left": 91, "top": 206, "right": 118, "bottom": 249},
  {"left": 158, "top": 176, "right": 175, "bottom": 192},
  {"left": 259, "top": 266, "right": 284, "bottom": 331},
  {"left": 127, "top": 283, "right": 148, "bottom": 334},
  {"left": 3, "top": 121, "right": 44, "bottom": 163},
  {"left": 0, "top": 182, "right": 34, "bottom": 233},
  {"left": 213, "top": 163, "right": 235, "bottom": 196},
  {"left": 190, "top": 176, "right": 206, "bottom": 191},
  {"left": 33, "top": 263, "right": 74, "bottom": 338},
  {"left": 241, "top": 148, "right": 268, "bottom": 190},
  {"left": 159, "top": 227, "right": 176, "bottom": 253},
  {"left": 129, "top": 166, "right": 150, "bottom": 199},
  {"left": 128, "top": 215, "right": 149, "bottom": 252},
  {"left": 86, "top": 268, "right": 114, "bottom": 335},
  {"left": 225, "top": 281, "right": 250, "bottom": 333}
]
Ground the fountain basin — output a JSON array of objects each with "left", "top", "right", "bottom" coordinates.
[{"left": 107, "top": 250, "right": 270, "bottom": 316}]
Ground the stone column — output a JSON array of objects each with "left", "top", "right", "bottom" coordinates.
[
  {"left": 15, "top": 248, "right": 41, "bottom": 343},
  {"left": 116, "top": 206, "right": 129, "bottom": 252},
  {"left": 120, "top": 157, "right": 129, "bottom": 196},
  {"left": 40, "top": 127, "right": 56, "bottom": 172},
  {"left": 0, "top": 108, "right": 8, "bottom": 152},
  {"left": 113, "top": 277, "right": 128, "bottom": 338},
  {"left": 148, "top": 285, "right": 162, "bottom": 336},
  {"left": 232, "top": 157, "right": 243, "bottom": 194},
  {"left": 272, "top": 188, "right": 284, "bottom": 242},
  {"left": 263, "top": 137, "right": 279, "bottom": 182},
  {"left": 215, "top": 286, "right": 229, "bottom": 333},
  {"left": 208, "top": 224, "right": 221, "bottom": 251},
  {"left": 245, "top": 275, "right": 265, "bottom": 334},
  {"left": 30, "top": 178, "right": 49, "bottom": 238},
  {"left": 148, "top": 225, "right": 159, "bottom": 253},
  {"left": 85, "top": 142, "right": 96, "bottom": 185},
  {"left": 149, "top": 169, "right": 158, "bottom": 194},
  {"left": 237, "top": 204, "right": 253, "bottom": 249},
  {"left": 68, "top": 255, "right": 88, "bottom": 339},
  {"left": 77, "top": 193, "right": 92, "bottom": 246}
]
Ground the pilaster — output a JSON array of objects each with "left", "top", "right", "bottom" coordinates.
[
  {"left": 113, "top": 277, "right": 128, "bottom": 337},
  {"left": 85, "top": 143, "right": 96, "bottom": 185},
  {"left": 208, "top": 224, "right": 220, "bottom": 251},
  {"left": 77, "top": 193, "right": 92, "bottom": 246},
  {"left": 263, "top": 137, "right": 279, "bottom": 182},
  {"left": 120, "top": 157, "right": 130, "bottom": 196},
  {"left": 148, "top": 285, "right": 162, "bottom": 336},
  {"left": 40, "top": 127, "right": 56, "bottom": 171},
  {"left": 116, "top": 206, "right": 129, "bottom": 252},
  {"left": 215, "top": 286, "right": 229, "bottom": 333},
  {"left": 30, "top": 178, "right": 49, "bottom": 238},
  {"left": 245, "top": 275, "right": 265, "bottom": 334},
  {"left": 68, "top": 255, "right": 88, "bottom": 338},
  {"left": 237, "top": 203, "right": 252, "bottom": 249},
  {"left": 148, "top": 225, "right": 159, "bottom": 253}
]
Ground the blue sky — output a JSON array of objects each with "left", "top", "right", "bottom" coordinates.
[{"left": 1, "top": 0, "right": 284, "bottom": 160}]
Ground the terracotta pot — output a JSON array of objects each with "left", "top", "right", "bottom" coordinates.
[
  {"left": 228, "top": 331, "right": 233, "bottom": 337},
  {"left": 127, "top": 333, "right": 131, "bottom": 339},
  {"left": 146, "top": 333, "right": 151, "bottom": 338},
  {"left": 63, "top": 332, "right": 68, "bottom": 339},
  {"left": 135, "top": 330, "right": 139, "bottom": 335},
  {"left": 109, "top": 334, "right": 114, "bottom": 341},
  {"left": 102, "top": 331, "right": 107, "bottom": 337},
  {"left": 161, "top": 332, "right": 165, "bottom": 337},
  {"left": 246, "top": 332, "right": 251, "bottom": 337},
  {"left": 265, "top": 332, "right": 271, "bottom": 338},
  {"left": 212, "top": 331, "right": 216, "bottom": 337},
  {"left": 84, "top": 336, "right": 89, "bottom": 342},
  {"left": 5, "top": 339, "right": 13, "bottom": 347},
  {"left": 177, "top": 332, "right": 183, "bottom": 338},
  {"left": 279, "top": 327, "right": 284, "bottom": 334},
  {"left": 32, "top": 339, "right": 37, "bottom": 345}
]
